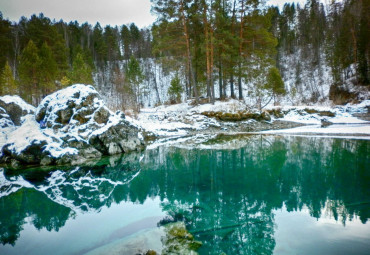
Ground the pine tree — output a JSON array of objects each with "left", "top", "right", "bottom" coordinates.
[
  {"left": 265, "top": 67, "right": 285, "bottom": 104},
  {"left": 0, "top": 61, "right": 17, "bottom": 95},
  {"left": 121, "top": 25, "right": 131, "bottom": 60},
  {"left": 68, "top": 53, "right": 93, "bottom": 85},
  {"left": 104, "top": 25, "right": 121, "bottom": 62},
  {"left": 0, "top": 13, "right": 12, "bottom": 72},
  {"left": 92, "top": 23, "right": 107, "bottom": 66},
  {"left": 151, "top": 0, "right": 199, "bottom": 104},
  {"left": 126, "top": 56, "right": 144, "bottom": 111},
  {"left": 18, "top": 40, "right": 40, "bottom": 103},
  {"left": 38, "top": 42, "right": 57, "bottom": 95},
  {"left": 168, "top": 74, "right": 183, "bottom": 103},
  {"left": 52, "top": 38, "right": 69, "bottom": 80}
]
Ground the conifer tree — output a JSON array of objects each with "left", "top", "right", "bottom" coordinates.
[
  {"left": 168, "top": 74, "right": 183, "bottom": 103},
  {"left": 38, "top": 42, "right": 57, "bottom": 94},
  {"left": 0, "top": 13, "right": 12, "bottom": 72},
  {"left": 18, "top": 40, "right": 40, "bottom": 103},
  {"left": 151, "top": 0, "right": 199, "bottom": 104},
  {"left": 121, "top": 25, "right": 131, "bottom": 60},
  {"left": 126, "top": 55, "right": 144, "bottom": 111},
  {"left": 68, "top": 53, "right": 93, "bottom": 85},
  {"left": 265, "top": 67, "right": 285, "bottom": 104},
  {"left": 0, "top": 61, "right": 17, "bottom": 95},
  {"left": 92, "top": 23, "right": 107, "bottom": 65},
  {"left": 52, "top": 38, "right": 69, "bottom": 79}
]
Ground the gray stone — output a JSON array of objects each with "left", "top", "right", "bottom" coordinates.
[
  {"left": 0, "top": 107, "right": 14, "bottom": 128},
  {"left": 261, "top": 111, "right": 271, "bottom": 121},
  {"left": 0, "top": 85, "right": 144, "bottom": 167},
  {"left": 40, "top": 155, "right": 54, "bottom": 166},
  {"left": 0, "top": 96, "right": 35, "bottom": 126}
]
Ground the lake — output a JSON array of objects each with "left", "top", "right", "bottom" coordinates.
[{"left": 0, "top": 135, "right": 369, "bottom": 254}]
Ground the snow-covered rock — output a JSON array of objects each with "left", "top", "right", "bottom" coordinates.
[
  {"left": 0, "top": 95, "right": 35, "bottom": 126},
  {"left": 0, "top": 84, "right": 144, "bottom": 167}
]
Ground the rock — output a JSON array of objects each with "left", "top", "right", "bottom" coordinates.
[
  {"left": 94, "top": 107, "right": 110, "bottom": 124},
  {"left": 40, "top": 155, "right": 54, "bottom": 166},
  {"left": 0, "top": 95, "right": 35, "bottom": 126},
  {"left": 329, "top": 84, "right": 359, "bottom": 105},
  {"left": 261, "top": 111, "right": 271, "bottom": 121},
  {"left": 202, "top": 110, "right": 271, "bottom": 122},
  {"left": 0, "top": 107, "right": 14, "bottom": 128},
  {"left": 89, "top": 119, "right": 143, "bottom": 155},
  {"left": 2, "top": 139, "right": 48, "bottom": 165},
  {"left": 10, "top": 159, "right": 21, "bottom": 168},
  {"left": 35, "top": 84, "right": 103, "bottom": 129},
  {"left": 0, "top": 84, "right": 144, "bottom": 167},
  {"left": 321, "top": 118, "right": 332, "bottom": 127},
  {"left": 161, "top": 222, "right": 202, "bottom": 254}
]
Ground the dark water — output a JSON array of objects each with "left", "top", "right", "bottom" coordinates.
[{"left": 0, "top": 135, "right": 369, "bottom": 254}]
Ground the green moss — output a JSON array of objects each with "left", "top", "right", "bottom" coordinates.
[
  {"left": 162, "top": 222, "right": 202, "bottom": 255},
  {"left": 304, "top": 108, "right": 335, "bottom": 117},
  {"left": 202, "top": 110, "right": 272, "bottom": 122},
  {"left": 145, "top": 250, "right": 157, "bottom": 255}
]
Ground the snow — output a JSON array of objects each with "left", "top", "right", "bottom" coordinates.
[
  {"left": 134, "top": 99, "right": 247, "bottom": 137},
  {"left": 268, "top": 100, "right": 370, "bottom": 125},
  {"left": 5, "top": 115, "right": 48, "bottom": 154},
  {"left": 37, "top": 84, "right": 102, "bottom": 125},
  {"left": 0, "top": 95, "right": 36, "bottom": 114},
  {"left": 4, "top": 115, "right": 79, "bottom": 157},
  {"left": 133, "top": 99, "right": 370, "bottom": 142},
  {"left": 260, "top": 124, "right": 370, "bottom": 140},
  {"left": 0, "top": 83, "right": 368, "bottom": 162},
  {"left": 0, "top": 170, "right": 34, "bottom": 197},
  {"left": 0, "top": 84, "right": 146, "bottom": 164},
  {"left": 193, "top": 99, "right": 247, "bottom": 113}
]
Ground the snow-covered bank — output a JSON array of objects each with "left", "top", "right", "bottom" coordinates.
[
  {"left": 134, "top": 99, "right": 370, "bottom": 140},
  {"left": 272, "top": 100, "right": 370, "bottom": 125},
  {"left": 0, "top": 87, "right": 368, "bottom": 168},
  {"left": 259, "top": 124, "right": 370, "bottom": 140}
]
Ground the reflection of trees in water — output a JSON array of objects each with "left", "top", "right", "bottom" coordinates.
[
  {"left": 137, "top": 136, "right": 369, "bottom": 253},
  {"left": 0, "top": 136, "right": 369, "bottom": 252},
  {"left": 0, "top": 189, "right": 71, "bottom": 246},
  {"left": 0, "top": 153, "right": 142, "bottom": 246}
]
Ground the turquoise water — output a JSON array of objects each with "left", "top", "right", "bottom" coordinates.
[{"left": 0, "top": 135, "right": 369, "bottom": 254}]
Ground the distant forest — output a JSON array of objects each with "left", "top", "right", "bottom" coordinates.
[{"left": 0, "top": 0, "right": 368, "bottom": 108}]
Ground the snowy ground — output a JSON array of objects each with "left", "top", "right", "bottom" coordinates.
[
  {"left": 259, "top": 124, "right": 370, "bottom": 140},
  {"left": 132, "top": 99, "right": 370, "bottom": 141}
]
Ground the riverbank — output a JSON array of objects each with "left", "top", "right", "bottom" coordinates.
[
  {"left": 0, "top": 85, "right": 369, "bottom": 168},
  {"left": 131, "top": 98, "right": 370, "bottom": 142}
]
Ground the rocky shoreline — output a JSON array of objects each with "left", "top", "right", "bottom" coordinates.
[{"left": 0, "top": 84, "right": 369, "bottom": 168}]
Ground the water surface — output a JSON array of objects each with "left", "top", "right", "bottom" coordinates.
[{"left": 0, "top": 135, "right": 369, "bottom": 254}]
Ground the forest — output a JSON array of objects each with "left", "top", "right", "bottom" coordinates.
[{"left": 0, "top": 0, "right": 368, "bottom": 110}]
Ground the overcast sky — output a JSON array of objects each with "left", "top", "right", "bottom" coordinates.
[{"left": 0, "top": 0, "right": 324, "bottom": 28}]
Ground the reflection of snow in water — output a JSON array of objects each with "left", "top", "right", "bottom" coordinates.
[{"left": 0, "top": 165, "right": 141, "bottom": 213}]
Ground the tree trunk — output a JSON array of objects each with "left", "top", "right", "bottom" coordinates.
[
  {"left": 238, "top": 62, "right": 242, "bottom": 100},
  {"left": 230, "top": 73, "right": 235, "bottom": 98},
  {"left": 219, "top": 61, "right": 223, "bottom": 99},
  {"left": 210, "top": 25, "right": 215, "bottom": 104},
  {"left": 203, "top": 2, "right": 211, "bottom": 100},
  {"left": 180, "top": 0, "right": 198, "bottom": 105},
  {"left": 153, "top": 62, "right": 161, "bottom": 105},
  {"left": 238, "top": 0, "right": 245, "bottom": 100}
]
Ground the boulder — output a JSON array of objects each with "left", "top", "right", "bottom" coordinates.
[
  {"left": 0, "top": 95, "right": 35, "bottom": 126},
  {"left": 1, "top": 84, "right": 144, "bottom": 167},
  {"left": 0, "top": 107, "right": 14, "bottom": 128},
  {"left": 35, "top": 84, "right": 107, "bottom": 128}
]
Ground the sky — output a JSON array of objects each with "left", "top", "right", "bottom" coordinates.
[
  {"left": 0, "top": 0, "right": 327, "bottom": 28},
  {"left": 0, "top": 0, "right": 156, "bottom": 28}
]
